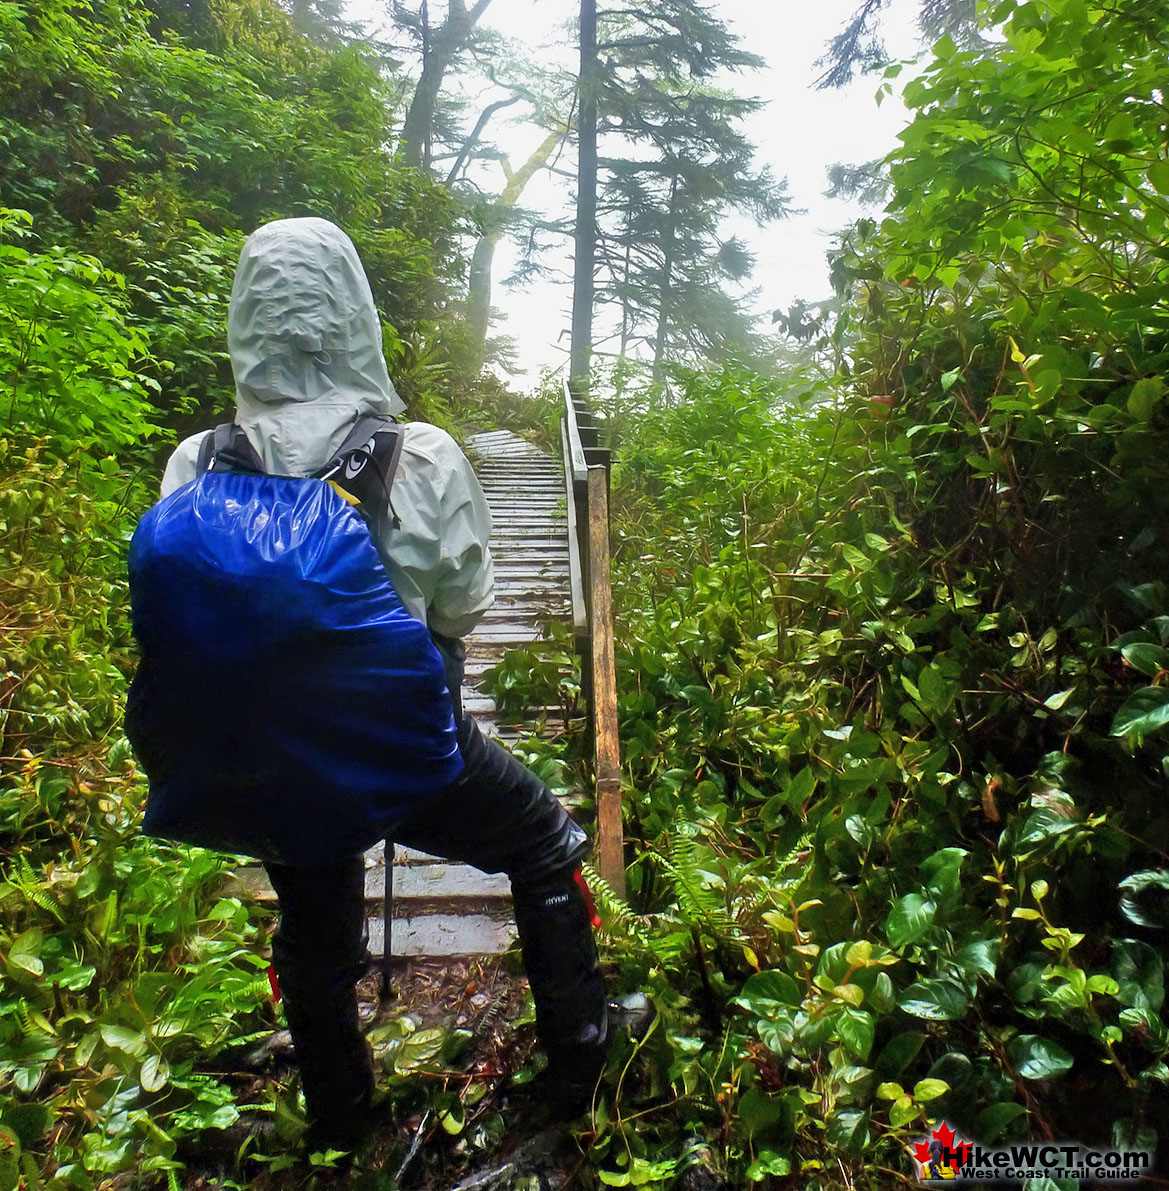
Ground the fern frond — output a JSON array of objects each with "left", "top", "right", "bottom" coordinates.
[
  {"left": 16, "top": 998, "right": 34, "bottom": 1038},
  {"left": 775, "top": 833, "right": 814, "bottom": 875},
  {"left": 658, "top": 836, "right": 742, "bottom": 944},
  {"left": 582, "top": 863, "right": 653, "bottom": 951},
  {"left": 16, "top": 997, "right": 55, "bottom": 1039},
  {"left": 244, "top": 978, "right": 273, "bottom": 1002},
  {"left": 11, "top": 855, "right": 63, "bottom": 922}
]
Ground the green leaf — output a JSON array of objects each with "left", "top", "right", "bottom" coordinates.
[
  {"left": 53, "top": 959, "right": 96, "bottom": 991},
  {"left": 1007, "top": 1035, "right": 1074, "bottom": 1080},
  {"left": 785, "top": 766, "right": 817, "bottom": 806},
  {"left": 826, "top": 1108, "right": 870, "bottom": 1154},
  {"left": 954, "top": 938, "right": 1000, "bottom": 980},
  {"left": 869, "top": 971, "right": 897, "bottom": 1015},
  {"left": 1147, "top": 160, "right": 1169, "bottom": 194},
  {"left": 438, "top": 1100, "right": 465, "bottom": 1136},
  {"left": 738, "top": 1087, "right": 786, "bottom": 1140},
  {"left": 919, "top": 848, "right": 967, "bottom": 901},
  {"left": 1119, "top": 871, "right": 1169, "bottom": 929},
  {"left": 876, "top": 1032, "right": 926, "bottom": 1078},
  {"left": 889, "top": 1095, "right": 917, "bottom": 1127},
  {"left": 100, "top": 1024, "right": 148, "bottom": 1058},
  {"left": 8, "top": 929, "right": 45, "bottom": 978},
  {"left": 885, "top": 894, "right": 937, "bottom": 948},
  {"left": 746, "top": 1151, "right": 791, "bottom": 1181},
  {"left": 0, "top": 1127, "right": 20, "bottom": 1191},
  {"left": 975, "top": 1101, "right": 1027, "bottom": 1143},
  {"left": 898, "top": 979, "right": 969, "bottom": 1020},
  {"left": 1127, "top": 376, "right": 1164, "bottom": 420},
  {"left": 836, "top": 1008, "right": 875, "bottom": 1060},
  {"left": 916, "top": 664, "right": 956, "bottom": 714},
  {"left": 912, "top": 1078, "right": 949, "bottom": 1102},
  {"left": 1111, "top": 687, "right": 1169, "bottom": 738},
  {"left": 140, "top": 1054, "right": 170, "bottom": 1093},
  {"left": 845, "top": 940, "right": 874, "bottom": 967},
  {"left": 1, "top": 1103, "right": 49, "bottom": 1150},
  {"left": 598, "top": 1169, "right": 631, "bottom": 1186},
  {"left": 842, "top": 544, "right": 872, "bottom": 571},
  {"left": 1111, "top": 938, "right": 1164, "bottom": 1011},
  {"left": 736, "top": 970, "right": 802, "bottom": 1012},
  {"left": 1121, "top": 642, "right": 1169, "bottom": 677}
]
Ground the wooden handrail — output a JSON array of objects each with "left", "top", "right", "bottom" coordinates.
[
  {"left": 563, "top": 383, "right": 589, "bottom": 492},
  {"left": 561, "top": 382, "right": 624, "bottom": 898},
  {"left": 561, "top": 418, "right": 589, "bottom": 650}
]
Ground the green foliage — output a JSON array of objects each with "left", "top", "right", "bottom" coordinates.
[
  {"left": 7, "top": 0, "right": 1169, "bottom": 1186},
  {"left": 594, "top": 339, "right": 1168, "bottom": 1181},
  {"left": 0, "top": 3, "right": 516, "bottom": 1179},
  {"left": 589, "top": 4, "right": 1169, "bottom": 1165},
  {"left": 0, "top": 209, "right": 158, "bottom": 759},
  {"left": 0, "top": 750, "right": 275, "bottom": 1185},
  {"left": 0, "top": 0, "right": 467, "bottom": 434},
  {"left": 0, "top": 208, "right": 279, "bottom": 1185},
  {"left": 0, "top": 209, "right": 155, "bottom": 454}
]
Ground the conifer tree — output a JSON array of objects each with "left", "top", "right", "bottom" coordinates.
[
  {"left": 569, "top": 0, "right": 598, "bottom": 390},
  {"left": 570, "top": 0, "right": 788, "bottom": 378},
  {"left": 389, "top": 0, "right": 496, "bottom": 168}
]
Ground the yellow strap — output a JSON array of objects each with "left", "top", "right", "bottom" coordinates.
[{"left": 327, "top": 480, "right": 361, "bottom": 507}]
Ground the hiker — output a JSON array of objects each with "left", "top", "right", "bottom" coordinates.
[{"left": 126, "top": 217, "right": 608, "bottom": 1150}]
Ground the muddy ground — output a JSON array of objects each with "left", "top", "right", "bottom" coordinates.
[{"left": 180, "top": 956, "right": 599, "bottom": 1191}]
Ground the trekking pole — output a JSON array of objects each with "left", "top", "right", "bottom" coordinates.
[{"left": 381, "top": 836, "right": 394, "bottom": 997}]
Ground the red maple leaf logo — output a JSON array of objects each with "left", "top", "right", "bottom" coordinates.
[{"left": 913, "top": 1122, "right": 969, "bottom": 1174}]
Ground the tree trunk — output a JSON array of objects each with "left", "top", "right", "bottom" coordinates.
[
  {"left": 569, "top": 0, "right": 597, "bottom": 394},
  {"left": 619, "top": 194, "right": 633, "bottom": 359},
  {"left": 652, "top": 174, "right": 680, "bottom": 380},
  {"left": 466, "top": 128, "right": 565, "bottom": 371},
  {"left": 466, "top": 235, "right": 497, "bottom": 372},
  {"left": 399, "top": 0, "right": 495, "bottom": 170}
]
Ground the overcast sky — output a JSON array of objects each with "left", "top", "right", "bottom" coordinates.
[{"left": 350, "top": 0, "right": 926, "bottom": 378}]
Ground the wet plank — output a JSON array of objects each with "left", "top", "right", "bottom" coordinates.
[
  {"left": 366, "top": 864, "right": 512, "bottom": 903},
  {"left": 371, "top": 915, "right": 518, "bottom": 958}
]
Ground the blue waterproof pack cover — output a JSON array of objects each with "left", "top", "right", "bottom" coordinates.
[{"left": 126, "top": 424, "right": 463, "bottom": 866}]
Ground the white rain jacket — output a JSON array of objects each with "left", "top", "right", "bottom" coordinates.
[{"left": 160, "top": 217, "right": 495, "bottom": 639}]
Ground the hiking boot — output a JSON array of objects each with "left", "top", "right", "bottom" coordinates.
[
  {"left": 608, "top": 992, "right": 655, "bottom": 1040},
  {"left": 303, "top": 1082, "right": 374, "bottom": 1155},
  {"left": 542, "top": 1011, "right": 611, "bottom": 1118}
]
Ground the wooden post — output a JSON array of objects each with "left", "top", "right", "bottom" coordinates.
[
  {"left": 588, "top": 466, "right": 624, "bottom": 898},
  {"left": 381, "top": 837, "right": 394, "bottom": 997}
]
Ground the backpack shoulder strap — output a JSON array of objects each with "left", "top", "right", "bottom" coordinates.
[
  {"left": 316, "top": 415, "right": 404, "bottom": 535},
  {"left": 198, "top": 423, "right": 265, "bottom": 475},
  {"left": 331, "top": 414, "right": 395, "bottom": 463}
]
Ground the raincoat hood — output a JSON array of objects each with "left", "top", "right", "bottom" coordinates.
[{"left": 228, "top": 217, "right": 405, "bottom": 475}]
